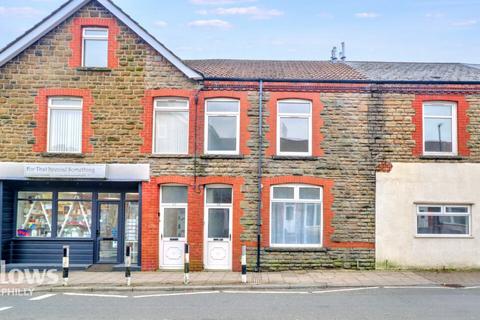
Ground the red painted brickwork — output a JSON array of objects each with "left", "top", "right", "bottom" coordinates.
[
  {"left": 376, "top": 161, "right": 393, "bottom": 173},
  {"left": 261, "top": 176, "right": 374, "bottom": 249},
  {"left": 69, "top": 17, "right": 119, "bottom": 68},
  {"left": 196, "top": 91, "right": 251, "bottom": 155},
  {"left": 141, "top": 175, "right": 245, "bottom": 271},
  {"left": 265, "top": 92, "right": 324, "bottom": 157},
  {"left": 412, "top": 95, "right": 470, "bottom": 157},
  {"left": 140, "top": 89, "right": 198, "bottom": 154},
  {"left": 33, "top": 88, "right": 94, "bottom": 153}
]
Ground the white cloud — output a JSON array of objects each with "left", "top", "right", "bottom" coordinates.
[
  {"left": 451, "top": 19, "right": 477, "bottom": 27},
  {"left": 188, "top": 19, "right": 232, "bottom": 28},
  {"left": 355, "top": 12, "right": 380, "bottom": 19},
  {"left": 154, "top": 20, "right": 168, "bottom": 27},
  {"left": 0, "top": 6, "right": 43, "bottom": 16},
  {"left": 209, "top": 6, "right": 283, "bottom": 19},
  {"left": 190, "top": 0, "right": 256, "bottom": 5}
]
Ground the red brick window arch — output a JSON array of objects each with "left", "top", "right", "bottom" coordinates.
[
  {"left": 33, "top": 89, "right": 94, "bottom": 154},
  {"left": 412, "top": 95, "right": 470, "bottom": 157},
  {"left": 266, "top": 92, "right": 323, "bottom": 157},
  {"left": 69, "top": 17, "right": 119, "bottom": 68}
]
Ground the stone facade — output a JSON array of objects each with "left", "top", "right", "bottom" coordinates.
[{"left": 2, "top": 0, "right": 480, "bottom": 271}]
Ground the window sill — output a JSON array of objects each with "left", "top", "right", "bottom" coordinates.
[
  {"left": 420, "top": 155, "right": 463, "bottom": 160},
  {"left": 41, "top": 152, "right": 85, "bottom": 158},
  {"left": 265, "top": 247, "right": 327, "bottom": 253},
  {"left": 272, "top": 155, "right": 318, "bottom": 161},
  {"left": 415, "top": 235, "right": 473, "bottom": 239},
  {"left": 200, "top": 154, "right": 244, "bottom": 160},
  {"left": 76, "top": 67, "right": 112, "bottom": 72},
  {"left": 149, "top": 154, "right": 193, "bottom": 159}
]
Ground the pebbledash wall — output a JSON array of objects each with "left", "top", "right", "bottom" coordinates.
[{"left": 1, "top": 0, "right": 480, "bottom": 271}]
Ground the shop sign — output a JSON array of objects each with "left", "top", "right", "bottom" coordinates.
[{"left": 24, "top": 164, "right": 107, "bottom": 179}]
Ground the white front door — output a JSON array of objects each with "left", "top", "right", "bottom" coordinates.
[
  {"left": 204, "top": 186, "right": 232, "bottom": 270},
  {"left": 160, "top": 186, "right": 188, "bottom": 269}
]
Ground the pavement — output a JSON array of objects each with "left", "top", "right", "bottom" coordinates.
[
  {"left": 2, "top": 269, "right": 480, "bottom": 292},
  {"left": 1, "top": 287, "right": 480, "bottom": 320}
]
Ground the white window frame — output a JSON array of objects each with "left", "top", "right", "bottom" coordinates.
[
  {"left": 276, "top": 99, "right": 312, "bottom": 156},
  {"left": 415, "top": 204, "right": 471, "bottom": 238},
  {"left": 422, "top": 102, "right": 457, "bottom": 156},
  {"left": 204, "top": 99, "right": 240, "bottom": 155},
  {"left": 82, "top": 27, "right": 109, "bottom": 68},
  {"left": 159, "top": 185, "right": 188, "bottom": 242},
  {"left": 269, "top": 184, "right": 323, "bottom": 248},
  {"left": 152, "top": 97, "right": 190, "bottom": 155},
  {"left": 47, "top": 97, "right": 83, "bottom": 154}
]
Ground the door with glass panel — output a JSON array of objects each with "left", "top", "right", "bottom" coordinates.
[
  {"left": 204, "top": 186, "right": 232, "bottom": 270},
  {"left": 97, "top": 196, "right": 120, "bottom": 263},
  {"left": 160, "top": 186, "right": 188, "bottom": 268}
]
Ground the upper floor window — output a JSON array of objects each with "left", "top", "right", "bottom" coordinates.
[
  {"left": 270, "top": 184, "right": 322, "bottom": 247},
  {"left": 277, "top": 100, "right": 312, "bottom": 156},
  {"left": 423, "top": 102, "right": 457, "bottom": 155},
  {"left": 48, "top": 97, "right": 82, "bottom": 153},
  {"left": 205, "top": 99, "right": 240, "bottom": 155},
  {"left": 82, "top": 27, "right": 108, "bottom": 68},
  {"left": 154, "top": 98, "right": 189, "bottom": 155}
]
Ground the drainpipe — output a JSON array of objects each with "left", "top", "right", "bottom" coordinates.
[
  {"left": 193, "top": 85, "right": 204, "bottom": 192},
  {"left": 256, "top": 80, "right": 264, "bottom": 272}
]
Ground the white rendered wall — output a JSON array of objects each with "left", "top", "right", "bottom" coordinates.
[{"left": 376, "top": 163, "right": 480, "bottom": 269}]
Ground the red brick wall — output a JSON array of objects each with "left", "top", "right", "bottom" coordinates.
[
  {"left": 33, "top": 88, "right": 94, "bottom": 153},
  {"left": 69, "top": 17, "right": 119, "bottom": 68},
  {"left": 412, "top": 95, "right": 470, "bottom": 157},
  {"left": 141, "top": 175, "right": 245, "bottom": 271},
  {"left": 261, "top": 176, "right": 374, "bottom": 249},
  {"left": 265, "top": 92, "right": 324, "bottom": 157}
]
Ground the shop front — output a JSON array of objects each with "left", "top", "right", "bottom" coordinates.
[{"left": 0, "top": 163, "right": 149, "bottom": 269}]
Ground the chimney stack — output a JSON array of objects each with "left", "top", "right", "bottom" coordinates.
[
  {"left": 340, "top": 42, "right": 346, "bottom": 61},
  {"left": 331, "top": 46, "right": 338, "bottom": 62}
]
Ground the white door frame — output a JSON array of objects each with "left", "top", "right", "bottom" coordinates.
[
  {"left": 159, "top": 185, "right": 188, "bottom": 269},
  {"left": 203, "top": 185, "right": 233, "bottom": 270}
]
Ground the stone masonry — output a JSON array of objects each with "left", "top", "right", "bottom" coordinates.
[{"left": 1, "top": 0, "right": 480, "bottom": 271}]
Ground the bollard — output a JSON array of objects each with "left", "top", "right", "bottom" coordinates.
[
  {"left": 125, "top": 244, "right": 132, "bottom": 286},
  {"left": 184, "top": 243, "right": 190, "bottom": 285},
  {"left": 241, "top": 245, "right": 247, "bottom": 284},
  {"left": 62, "top": 245, "right": 69, "bottom": 286}
]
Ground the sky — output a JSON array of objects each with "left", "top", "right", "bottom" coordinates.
[{"left": 0, "top": 0, "right": 479, "bottom": 63}]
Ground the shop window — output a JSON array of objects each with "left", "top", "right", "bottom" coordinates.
[
  {"left": 48, "top": 97, "right": 83, "bottom": 153},
  {"left": 98, "top": 193, "right": 121, "bottom": 200},
  {"left": 270, "top": 185, "right": 322, "bottom": 247},
  {"left": 153, "top": 98, "right": 189, "bottom": 154},
  {"left": 57, "top": 192, "right": 93, "bottom": 238},
  {"left": 205, "top": 99, "right": 240, "bottom": 154},
  {"left": 416, "top": 205, "right": 470, "bottom": 236},
  {"left": 16, "top": 192, "right": 53, "bottom": 238},
  {"left": 277, "top": 100, "right": 312, "bottom": 156},
  {"left": 125, "top": 194, "right": 140, "bottom": 264},
  {"left": 423, "top": 102, "right": 457, "bottom": 155},
  {"left": 82, "top": 27, "right": 108, "bottom": 68}
]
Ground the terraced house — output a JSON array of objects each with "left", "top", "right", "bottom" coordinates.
[{"left": 1, "top": 0, "right": 480, "bottom": 272}]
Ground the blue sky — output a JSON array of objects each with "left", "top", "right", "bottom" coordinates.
[{"left": 0, "top": 0, "right": 479, "bottom": 63}]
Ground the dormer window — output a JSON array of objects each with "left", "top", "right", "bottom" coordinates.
[{"left": 82, "top": 27, "right": 108, "bottom": 68}]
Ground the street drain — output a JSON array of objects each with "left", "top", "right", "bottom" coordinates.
[{"left": 442, "top": 283, "right": 464, "bottom": 288}]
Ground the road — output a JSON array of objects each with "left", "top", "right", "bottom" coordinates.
[{"left": 0, "top": 287, "right": 479, "bottom": 320}]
